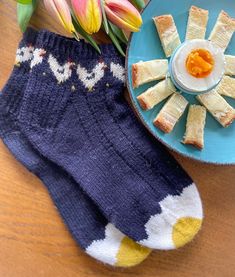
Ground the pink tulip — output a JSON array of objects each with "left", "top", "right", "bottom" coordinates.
[
  {"left": 44, "top": 0, "right": 75, "bottom": 34},
  {"left": 71, "top": 0, "right": 102, "bottom": 35},
  {"left": 104, "top": 0, "right": 142, "bottom": 32}
]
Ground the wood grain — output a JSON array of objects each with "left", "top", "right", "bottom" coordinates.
[{"left": 0, "top": 1, "right": 235, "bottom": 276}]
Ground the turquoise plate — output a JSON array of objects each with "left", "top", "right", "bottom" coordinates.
[{"left": 126, "top": 0, "right": 235, "bottom": 164}]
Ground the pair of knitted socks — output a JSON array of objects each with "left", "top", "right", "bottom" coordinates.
[{"left": 0, "top": 28, "right": 203, "bottom": 267}]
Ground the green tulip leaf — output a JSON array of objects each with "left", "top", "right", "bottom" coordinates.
[
  {"left": 17, "top": 0, "right": 37, "bottom": 32},
  {"left": 109, "top": 22, "right": 128, "bottom": 45},
  {"left": 107, "top": 22, "right": 126, "bottom": 57},
  {"left": 100, "top": 0, "right": 109, "bottom": 34},
  {"left": 130, "top": 0, "right": 145, "bottom": 10},
  {"left": 16, "top": 0, "right": 32, "bottom": 4}
]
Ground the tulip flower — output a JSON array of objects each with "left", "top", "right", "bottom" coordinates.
[
  {"left": 71, "top": 0, "right": 102, "bottom": 35},
  {"left": 44, "top": 0, "right": 75, "bottom": 34},
  {"left": 104, "top": 0, "right": 142, "bottom": 32}
]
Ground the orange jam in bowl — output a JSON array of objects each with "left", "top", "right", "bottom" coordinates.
[{"left": 186, "top": 49, "right": 214, "bottom": 78}]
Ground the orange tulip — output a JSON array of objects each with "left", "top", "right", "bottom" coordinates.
[
  {"left": 104, "top": 0, "right": 142, "bottom": 32},
  {"left": 44, "top": 0, "right": 75, "bottom": 33}
]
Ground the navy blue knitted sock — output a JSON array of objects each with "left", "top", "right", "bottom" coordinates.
[
  {"left": 19, "top": 30, "right": 203, "bottom": 250},
  {"left": 0, "top": 29, "right": 151, "bottom": 266}
]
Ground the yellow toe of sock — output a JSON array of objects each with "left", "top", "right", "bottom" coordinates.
[
  {"left": 115, "top": 237, "right": 151, "bottom": 267},
  {"left": 172, "top": 217, "right": 202, "bottom": 248}
]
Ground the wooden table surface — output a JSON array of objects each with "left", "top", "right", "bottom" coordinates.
[{"left": 1, "top": 1, "right": 235, "bottom": 276}]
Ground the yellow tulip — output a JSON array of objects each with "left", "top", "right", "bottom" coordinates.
[{"left": 71, "top": 0, "right": 102, "bottom": 35}]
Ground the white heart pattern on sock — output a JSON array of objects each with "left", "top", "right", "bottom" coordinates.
[
  {"left": 15, "top": 46, "right": 34, "bottom": 65},
  {"left": 48, "top": 54, "right": 74, "bottom": 84},
  {"left": 77, "top": 62, "right": 105, "bottom": 91},
  {"left": 110, "top": 62, "right": 125, "bottom": 83},
  {"left": 30, "top": 48, "right": 46, "bottom": 69}
]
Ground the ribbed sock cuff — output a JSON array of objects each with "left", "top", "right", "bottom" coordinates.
[
  {"left": 35, "top": 29, "right": 123, "bottom": 61},
  {"left": 21, "top": 27, "right": 38, "bottom": 47}
]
